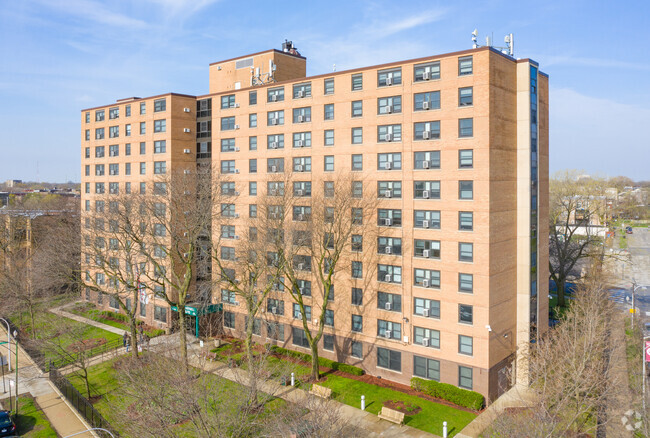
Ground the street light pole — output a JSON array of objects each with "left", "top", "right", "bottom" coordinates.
[
  {"left": 644, "top": 335, "right": 650, "bottom": 413},
  {"left": 13, "top": 330, "right": 18, "bottom": 416},
  {"left": 0, "top": 318, "right": 12, "bottom": 372},
  {"left": 63, "top": 427, "right": 116, "bottom": 438}
]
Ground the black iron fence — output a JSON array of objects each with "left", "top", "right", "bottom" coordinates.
[
  {"left": 46, "top": 337, "right": 123, "bottom": 371},
  {"left": 50, "top": 367, "right": 119, "bottom": 437}
]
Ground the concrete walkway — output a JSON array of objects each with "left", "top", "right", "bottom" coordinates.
[
  {"left": 0, "top": 325, "right": 96, "bottom": 438},
  {"left": 49, "top": 303, "right": 127, "bottom": 335},
  {"left": 606, "top": 314, "right": 635, "bottom": 437}
]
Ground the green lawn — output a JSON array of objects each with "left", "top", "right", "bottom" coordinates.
[
  {"left": 619, "top": 236, "right": 629, "bottom": 249},
  {"left": 549, "top": 295, "right": 571, "bottom": 320},
  {"left": 14, "top": 396, "right": 58, "bottom": 438}
]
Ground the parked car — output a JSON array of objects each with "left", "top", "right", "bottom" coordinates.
[
  {"left": 0, "top": 411, "right": 16, "bottom": 437},
  {"left": 644, "top": 322, "right": 650, "bottom": 336},
  {"left": 626, "top": 226, "right": 633, "bottom": 234}
]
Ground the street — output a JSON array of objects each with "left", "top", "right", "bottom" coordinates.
[{"left": 612, "top": 227, "right": 650, "bottom": 316}]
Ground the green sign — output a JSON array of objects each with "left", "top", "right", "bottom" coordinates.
[{"left": 171, "top": 303, "right": 222, "bottom": 316}]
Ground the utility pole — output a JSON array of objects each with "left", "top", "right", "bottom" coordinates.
[
  {"left": 13, "top": 330, "right": 18, "bottom": 416},
  {"left": 644, "top": 336, "right": 649, "bottom": 413}
]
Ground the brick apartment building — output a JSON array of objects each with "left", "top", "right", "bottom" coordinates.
[{"left": 81, "top": 42, "right": 548, "bottom": 402}]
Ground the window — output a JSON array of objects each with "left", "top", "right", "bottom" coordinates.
[
  {"left": 459, "top": 56, "right": 473, "bottom": 76},
  {"left": 140, "top": 102, "right": 146, "bottom": 114},
  {"left": 224, "top": 311, "right": 235, "bottom": 328},
  {"left": 377, "top": 153, "right": 401, "bottom": 170},
  {"left": 249, "top": 204, "right": 257, "bottom": 218},
  {"left": 459, "top": 181, "right": 473, "bottom": 200},
  {"left": 267, "top": 158, "right": 284, "bottom": 173},
  {"left": 414, "top": 91, "right": 440, "bottom": 112},
  {"left": 351, "top": 261, "right": 363, "bottom": 279},
  {"left": 414, "top": 268, "right": 440, "bottom": 288},
  {"left": 459, "top": 212, "right": 473, "bottom": 231},
  {"left": 266, "top": 321, "right": 284, "bottom": 341},
  {"left": 221, "top": 203, "right": 236, "bottom": 217},
  {"left": 95, "top": 128, "right": 104, "bottom": 139},
  {"left": 377, "top": 264, "right": 401, "bottom": 284},
  {"left": 459, "top": 273, "right": 474, "bottom": 293},
  {"left": 221, "top": 95, "right": 235, "bottom": 109},
  {"left": 84, "top": 165, "right": 90, "bottom": 176},
  {"left": 324, "top": 78, "right": 334, "bottom": 95},
  {"left": 459, "top": 87, "right": 473, "bottom": 106},
  {"left": 221, "top": 160, "right": 236, "bottom": 174},
  {"left": 221, "top": 138, "right": 236, "bottom": 152},
  {"left": 125, "top": 124, "right": 131, "bottom": 136},
  {"left": 414, "top": 356, "right": 440, "bottom": 381},
  {"left": 221, "top": 247, "right": 235, "bottom": 261},
  {"left": 293, "top": 107, "right": 311, "bottom": 123},
  {"left": 85, "top": 130, "right": 90, "bottom": 141},
  {"left": 221, "top": 116, "right": 236, "bottom": 130},
  {"left": 324, "top": 155, "right": 334, "bottom": 172},
  {"left": 459, "top": 335, "right": 473, "bottom": 356},
  {"left": 125, "top": 143, "right": 131, "bottom": 155},
  {"left": 108, "top": 144, "right": 118, "bottom": 157},
  {"left": 351, "top": 100, "right": 363, "bottom": 117},
  {"left": 153, "top": 140, "right": 166, "bottom": 154},
  {"left": 95, "top": 183, "right": 105, "bottom": 194},
  {"left": 351, "top": 127, "right": 363, "bottom": 144},
  {"left": 154, "top": 306, "right": 167, "bottom": 322},
  {"left": 154, "top": 119, "right": 166, "bottom": 133},
  {"left": 351, "top": 154, "right": 363, "bottom": 171},
  {"left": 85, "top": 112, "right": 90, "bottom": 123},
  {"left": 351, "top": 314, "right": 363, "bottom": 332},
  {"left": 293, "top": 206, "right": 311, "bottom": 222},
  {"left": 197, "top": 120, "right": 211, "bottom": 138},
  {"left": 459, "top": 118, "right": 473, "bottom": 137},
  {"left": 267, "top": 87, "right": 284, "bottom": 102},
  {"left": 95, "top": 164, "right": 105, "bottom": 176},
  {"left": 249, "top": 91, "right": 257, "bottom": 105},
  {"left": 153, "top": 161, "right": 166, "bottom": 174},
  {"left": 324, "top": 104, "right": 334, "bottom": 120},
  {"left": 249, "top": 136, "right": 257, "bottom": 151},
  {"left": 459, "top": 242, "right": 474, "bottom": 262},
  {"left": 140, "top": 182, "right": 146, "bottom": 194},
  {"left": 221, "top": 289, "right": 236, "bottom": 304},
  {"left": 294, "top": 279, "right": 311, "bottom": 296},
  {"left": 414, "top": 151, "right": 440, "bottom": 169},
  {"left": 377, "top": 236, "right": 402, "bottom": 255},
  {"left": 293, "top": 181, "right": 310, "bottom": 197},
  {"left": 267, "top": 110, "right": 284, "bottom": 126},
  {"left": 84, "top": 147, "right": 90, "bottom": 158},
  {"left": 293, "top": 132, "right": 311, "bottom": 148},
  {"left": 351, "top": 341, "right": 362, "bottom": 358},
  {"left": 414, "top": 121, "right": 441, "bottom": 140},
  {"left": 109, "top": 163, "right": 119, "bottom": 175},
  {"left": 378, "top": 292, "right": 401, "bottom": 312},
  {"left": 125, "top": 105, "right": 131, "bottom": 117},
  {"left": 414, "top": 181, "right": 440, "bottom": 199},
  {"left": 267, "top": 298, "right": 284, "bottom": 315},
  {"left": 292, "top": 327, "right": 310, "bottom": 348},
  {"left": 249, "top": 113, "right": 257, "bottom": 128},
  {"left": 414, "top": 239, "right": 440, "bottom": 258},
  {"left": 414, "top": 297, "right": 440, "bottom": 318},
  {"left": 351, "top": 73, "right": 363, "bottom": 91},
  {"left": 323, "top": 334, "right": 334, "bottom": 351},
  {"left": 95, "top": 110, "right": 105, "bottom": 121},
  {"left": 377, "top": 209, "right": 401, "bottom": 227},
  {"left": 140, "top": 162, "right": 146, "bottom": 175},
  {"left": 352, "top": 181, "right": 363, "bottom": 198},
  {"left": 351, "top": 287, "right": 363, "bottom": 305},
  {"left": 325, "top": 309, "right": 334, "bottom": 327},
  {"left": 414, "top": 61, "right": 441, "bottom": 81},
  {"left": 324, "top": 181, "right": 334, "bottom": 197},
  {"left": 459, "top": 304, "right": 473, "bottom": 324},
  {"left": 323, "top": 129, "right": 334, "bottom": 146},
  {"left": 249, "top": 181, "right": 257, "bottom": 196},
  {"left": 377, "top": 319, "right": 401, "bottom": 340},
  {"left": 378, "top": 68, "right": 401, "bottom": 86},
  {"left": 221, "top": 225, "right": 236, "bottom": 239},
  {"left": 414, "top": 326, "right": 440, "bottom": 348},
  {"left": 248, "top": 159, "right": 257, "bottom": 173},
  {"left": 377, "top": 124, "right": 401, "bottom": 142},
  {"left": 267, "top": 133, "right": 284, "bottom": 149},
  {"left": 459, "top": 366, "right": 473, "bottom": 389},
  {"left": 377, "top": 347, "right": 401, "bottom": 371},
  {"left": 154, "top": 98, "right": 166, "bottom": 112},
  {"left": 268, "top": 181, "right": 285, "bottom": 196},
  {"left": 378, "top": 96, "right": 402, "bottom": 114},
  {"left": 140, "top": 142, "right": 146, "bottom": 154},
  {"left": 84, "top": 182, "right": 90, "bottom": 193},
  {"left": 459, "top": 150, "right": 473, "bottom": 168},
  {"left": 293, "top": 82, "right": 311, "bottom": 98}
]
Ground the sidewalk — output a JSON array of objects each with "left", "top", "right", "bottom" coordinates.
[
  {"left": 0, "top": 325, "right": 96, "bottom": 438},
  {"left": 49, "top": 304, "right": 126, "bottom": 336},
  {"left": 606, "top": 314, "right": 635, "bottom": 437}
]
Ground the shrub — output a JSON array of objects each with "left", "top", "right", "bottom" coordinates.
[
  {"left": 410, "top": 377, "right": 484, "bottom": 410},
  {"left": 270, "top": 346, "right": 364, "bottom": 376}
]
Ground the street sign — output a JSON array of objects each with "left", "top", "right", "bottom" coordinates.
[
  {"left": 630, "top": 308, "right": 637, "bottom": 314},
  {"left": 645, "top": 341, "right": 650, "bottom": 362}
]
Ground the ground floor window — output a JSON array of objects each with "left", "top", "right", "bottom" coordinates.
[
  {"left": 109, "top": 295, "right": 119, "bottom": 310},
  {"left": 292, "top": 327, "right": 310, "bottom": 348},
  {"left": 244, "top": 317, "right": 262, "bottom": 336},
  {"left": 377, "top": 347, "right": 401, "bottom": 372},
  {"left": 139, "top": 301, "right": 146, "bottom": 317},
  {"left": 85, "top": 288, "right": 90, "bottom": 301},
  {"left": 413, "top": 356, "right": 440, "bottom": 381},
  {"left": 154, "top": 305, "right": 167, "bottom": 323},
  {"left": 351, "top": 340, "right": 363, "bottom": 358},
  {"left": 459, "top": 366, "right": 473, "bottom": 390},
  {"left": 266, "top": 321, "right": 285, "bottom": 341},
  {"left": 323, "top": 334, "right": 334, "bottom": 351},
  {"left": 224, "top": 311, "right": 235, "bottom": 329},
  {"left": 97, "top": 292, "right": 103, "bottom": 305}
]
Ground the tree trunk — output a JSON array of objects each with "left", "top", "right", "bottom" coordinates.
[
  {"left": 244, "top": 314, "right": 258, "bottom": 407},
  {"left": 178, "top": 308, "right": 188, "bottom": 370},
  {"left": 130, "top": 319, "right": 139, "bottom": 359},
  {"left": 83, "top": 370, "right": 91, "bottom": 399},
  {"left": 310, "top": 342, "right": 320, "bottom": 381},
  {"left": 28, "top": 303, "right": 36, "bottom": 339},
  {"left": 558, "top": 279, "right": 566, "bottom": 307}
]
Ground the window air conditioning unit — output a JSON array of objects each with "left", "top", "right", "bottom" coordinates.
[
  {"left": 234, "top": 147, "right": 240, "bottom": 152},
  {"left": 422, "top": 279, "right": 430, "bottom": 288},
  {"left": 422, "top": 101, "right": 430, "bottom": 110},
  {"left": 422, "top": 308, "right": 430, "bottom": 317},
  {"left": 231, "top": 103, "right": 240, "bottom": 108},
  {"left": 386, "top": 105, "right": 393, "bottom": 114},
  {"left": 184, "top": 107, "right": 191, "bottom": 112},
  {"left": 270, "top": 188, "right": 277, "bottom": 196},
  {"left": 385, "top": 302, "right": 392, "bottom": 310},
  {"left": 184, "top": 170, "right": 191, "bottom": 174},
  {"left": 184, "top": 128, "right": 191, "bottom": 133},
  {"left": 384, "top": 133, "right": 393, "bottom": 142},
  {"left": 298, "top": 115, "right": 305, "bottom": 123},
  {"left": 422, "top": 220, "right": 430, "bottom": 228},
  {"left": 234, "top": 191, "right": 240, "bottom": 196},
  {"left": 422, "top": 130, "right": 431, "bottom": 140},
  {"left": 384, "top": 218, "right": 392, "bottom": 226},
  {"left": 296, "top": 189, "right": 304, "bottom": 196},
  {"left": 386, "top": 77, "right": 393, "bottom": 86},
  {"left": 234, "top": 213, "right": 240, "bottom": 218},
  {"left": 422, "top": 338, "right": 430, "bottom": 347},
  {"left": 270, "top": 142, "right": 278, "bottom": 149},
  {"left": 384, "top": 330, "right": 392, "bottom": 338},
  {"left": 385, "top": 246, "right": 392, "bottom": 254},
  {"left": 234, "top": 235, "right": 240, "bottom": 240},
  {"left": 271, "top": 306, "right": 277, "bottom": 314},
  {"left": 385, "top": 190, "right": 392, "bottom": 198},
  {"left": 271, "top": 165, "right": 278, "bottom": 172},
  {"left": 298, "top": 213, "right": 304, "bottom": 221},
  {"left": 298, "top": 90, "right": 305, "bottom": 98},
  {"left": 423, "top": 190, "right": 430, "bottom": 199},
  {"left": 423, "top": 71, "right": 431, "bottom": 81},
  {"left": 297, "top": 140, "right": 304, "bottom": 147},
  {"left": 296, "top": 164, "right": 304, "bottom": 172},
  {"left": 183, "top": 149, "right": 191, "bottom": 154},
  {"left": 422, "top": 160, "right": 430, "bottom": 168},
  {"left": 384, "top": 274, "right": 392, "bottom": 282},
  {"left": 183, "top": 232, "right": 188, "bottom": 237},
  {"left": 183, "top": 252, "right": 189, "bottom": 257},
  {"left": 235, "top": 169, "right": 240, "bottom": 174},
  {"left": 234, "top": 124, "right": 240, "bottom": 130},
  {"left": 271, "top": 118, "right": 278, "bottom": 125},
  {"left": 234, "top": 301, "right": 239, "bottom": 306},
  {"left": 423, "top": 249, "right": 430, "bottom": 258},
  {"left": 384, "top": 162, "right": 392, "bottom": 170},
  {"left": 296, "top": 312, "right": 302, "bottom": 319},
  {"left": 298, "top": 263, "right": 305, "bottom": 270},
  {"left": 271, "top": 95, "right": 278, "bottom": 102}
]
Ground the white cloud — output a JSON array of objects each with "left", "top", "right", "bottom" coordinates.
[
  {"left": 31, "top": 0, "right": 147, "bottom": 29},
  {"left": 143, "top": 0, "right": 221, "bottom": 22},
  {"left": 550, "top": 87, "right": 650, "bottom": 180}
]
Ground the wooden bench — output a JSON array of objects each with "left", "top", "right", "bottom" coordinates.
[
  {"left": 309, "top": 384, "right": 332, "bottom": 399},
  {"left": 378, "top": 406, "right": 405, "bottom": 425}
]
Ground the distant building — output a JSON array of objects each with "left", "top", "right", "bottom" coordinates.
[{"left": 5, "top": 180, "right": 22, "bottom": 188}]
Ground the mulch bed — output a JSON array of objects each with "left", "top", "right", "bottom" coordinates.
[
  {"left": 68, "top": 337, "right": 107, "bottom": 352},
  {"left": 383, "top": 399, "right": 422, "bottom": 415}
]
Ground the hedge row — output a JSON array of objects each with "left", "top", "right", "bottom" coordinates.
[
  {"left": 411, "top": 377, "right": 484, "bottom": 410},
  {"left": 95, "top": 310, "right": 165, "bottom": 338},
  {"left": 269, "top": 345, "right": 364, "bottom": 376}
]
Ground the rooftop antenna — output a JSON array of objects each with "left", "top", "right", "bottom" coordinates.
[
  {"left": 333, "top": 64, "right": 336, "bottom": 72},
  {"left": 471, "top": 29, "right": 479, "bottom": 48},
  {"left": 470, "top": 29, "right": 514, "bottom": 57}
]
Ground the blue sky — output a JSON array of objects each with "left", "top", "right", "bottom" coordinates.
[{"left": 0, "top": 0, "right": 648, "bottom": 182}]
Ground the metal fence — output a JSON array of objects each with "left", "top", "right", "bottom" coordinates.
[
  {"left": 50, "top": 367, "right": 119, "bottom": 437},
  {"left": 46, "top": 337, "right": 123, "bottom": 371}
]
